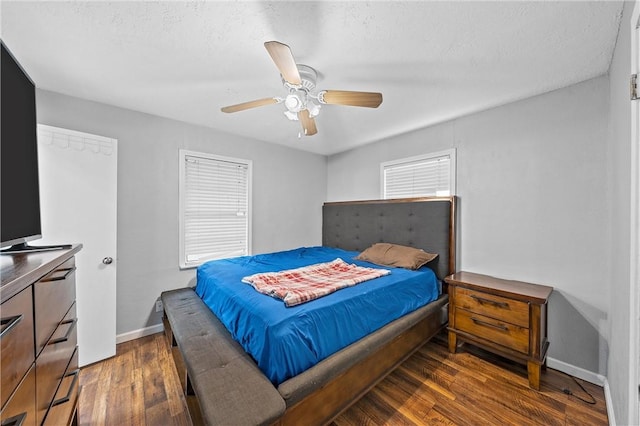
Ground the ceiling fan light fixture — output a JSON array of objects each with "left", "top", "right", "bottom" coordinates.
[
  {"left": 307, "top": 100, "right": 321, "bottom": 118},
  {"left": 284, "top": 110, "right": 298, "bottom": 121},
  {"left": 284, "top": 93, "right": 304, "bottom": 112}
]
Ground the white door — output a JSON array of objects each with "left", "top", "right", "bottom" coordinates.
[{"left": 36, "top": 124, "right": 117, "bottom": 367}]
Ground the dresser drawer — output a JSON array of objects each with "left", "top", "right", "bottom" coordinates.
[
  {"left": 34, "top": 257, "right": 76, "bottom": 355},
  {"left": 455, "top": 308, "right": 529, "bottom": 354},
  {"left": 0, "top": 363, "right": 36, "bottom": 426},
  {"left": 455, "top": 287, "right": 529, "bottom": 328},
  {"left": 1, "top": 285, "right": 35, "bottom": 408},
  {"left": 43, "top": 347, "right": 79, "bottom": 426},
  {"left": 36, "top": 303, "right": 77, "bottom": 425}
]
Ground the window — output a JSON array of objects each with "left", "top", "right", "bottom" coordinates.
[
  {"left": 381, "top": 149, "right": 456, "bottom": 199},
  {"left": 179, "top": 150, "right": 252, "bottom": 268}
]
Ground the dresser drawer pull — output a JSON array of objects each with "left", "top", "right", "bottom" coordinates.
[
  {"left": 51, "top": 369, "right": 80, "bottom": 407},
  {"left": 49, "top": 318, "right": 77, "bottom": 345},
  {"left": 0, "top": 314, "right": 22, "bottom": 339},
  {"left": 41, "top": 267, "right": 76, "bottom": 282},
  {"left": 470, "top": 294, "right": 509, "bottom": 308},
  {"left": 471, "top": 317, "right": 509, "bottom": 331},
  {"left": 1, "top": 412, "right": 27, "bottom": 426}
]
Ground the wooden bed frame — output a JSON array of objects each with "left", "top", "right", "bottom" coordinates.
[{"left": 161, "top": 197, "right": 456, "bottom": 425}]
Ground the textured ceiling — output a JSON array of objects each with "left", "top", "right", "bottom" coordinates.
[{"left": 1, "top": 1, "right": 623, "bottom": 155}]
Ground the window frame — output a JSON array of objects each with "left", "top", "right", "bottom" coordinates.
[
  {"left": 178, "top": 149, "right": 252, "bottom": 269},
  {"left": 380, "top": 148, "right": 456, "bottom": 199}
]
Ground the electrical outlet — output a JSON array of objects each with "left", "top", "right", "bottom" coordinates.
[{"left": 155, "top": 299, "right": 163, "bottom": 312}]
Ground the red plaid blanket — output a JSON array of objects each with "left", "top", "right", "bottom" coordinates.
[{"left": 241, "top": 258, "right": 390, "bottom": 307}]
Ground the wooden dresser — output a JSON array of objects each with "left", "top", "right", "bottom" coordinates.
[
  {"left": 1, "top": 245, "right": 82, "bottom": 426},
  {"left": 445, "top": 271, "right": 553, "bottom": 390}
]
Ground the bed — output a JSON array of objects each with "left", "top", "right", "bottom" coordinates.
[{"left": 161, "top": 196, "right": 456, "bottom": 425}]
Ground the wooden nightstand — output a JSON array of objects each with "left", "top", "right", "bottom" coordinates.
[{"left": 445, "top": 271, "right": 553, "bottom": 390}]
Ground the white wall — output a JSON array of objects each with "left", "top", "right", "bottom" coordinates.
[
  {"left": 36, "top": 90, "right": 327, "bottom": 336},
  {"left": 328, "top": 76, "right": 610, "bottom": 375},
  {"left": 607, "top": 1, "right": 637, "bottom": 424}
]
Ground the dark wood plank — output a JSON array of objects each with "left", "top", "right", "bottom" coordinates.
[
  {"left": 78, "top": 332, "right": 608, "bottom": 426},
  {"left": 336, "top": 334, "right": 608, "bottom": 426},
  {"left": 78, "top": 333, "right": 190, "bottom": 426}
]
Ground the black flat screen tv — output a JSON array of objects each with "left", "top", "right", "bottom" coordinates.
[{"left": 1, "top": 41, "right": 42, "bottom": 250}]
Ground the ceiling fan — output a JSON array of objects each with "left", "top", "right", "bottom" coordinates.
[{"left": 221, "top": 41, "right": 383, "bottom": 137}]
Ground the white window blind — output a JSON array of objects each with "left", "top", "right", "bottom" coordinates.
[
  {"left": 179, "top": 150, "right": 251, "bottom": 268},
  {"left": 381, "top": 149, "right": 456, "bottom": 199}
]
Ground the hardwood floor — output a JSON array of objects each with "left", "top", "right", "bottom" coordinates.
[
  {"left": 78, "top": 332, "right": 608, "bottom": 425},
  {"left": 78, "top": 332, "right": 190, "bottom": 425}
]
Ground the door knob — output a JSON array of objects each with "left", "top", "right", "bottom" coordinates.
[{"left": 102, "top": 257, "right": 113, "bottom": 265}]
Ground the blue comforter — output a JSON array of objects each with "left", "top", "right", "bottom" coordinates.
[{"left": 195, "top": 246, "right": 439, "bottom": 385}]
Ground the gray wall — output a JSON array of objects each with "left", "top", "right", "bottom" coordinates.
[
  {"left": 328, "top": 76, "right": 610, "bottom": 375},
  {"left": 607, "top": 1, "right": 637, "bottom": 424},
  {"left": 36, "top": 90, "right": 327, "bottom": 335}
]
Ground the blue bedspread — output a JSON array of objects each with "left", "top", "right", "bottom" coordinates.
[{"left": 195, "top": 246, "right": 439, "bottom": 385}]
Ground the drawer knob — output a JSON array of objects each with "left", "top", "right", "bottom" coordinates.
[
  {"left": 51, "top": 369, "right": 80, "bottom": 407},
  {"left": 48, "top": 318, "right": 77, "bottom": 345},
  {"left": 42, "top": 267, "right": 75, "bottom": 282},
  {"left": 0, "top": 314, "right": 22, "bottom": 339},
  {"left": 102, "top": 257, "right": 113, "bottom": 265},
  {"left": 1, "top": 412, "right": 27, "bottom": 426}
]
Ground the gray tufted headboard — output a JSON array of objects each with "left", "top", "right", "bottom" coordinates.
[{"left": 322, "top": 197, "right": 456, "bottom": 281}]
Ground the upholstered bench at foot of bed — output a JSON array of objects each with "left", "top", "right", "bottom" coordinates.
[
  {"left": 161, "top": 288, "right": 286, "bottom": 426},
  {"left": 162, "top": 286, "right": 449, "bottom": 425}
]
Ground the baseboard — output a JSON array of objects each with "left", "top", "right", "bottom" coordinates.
[
  {"left": 546, "top": 356, "right": 606, "bottom": 386},
  {"left": 116, "top": 323, "right": 164, "bottom": 344},
  {"left": 602, "top": 378, "right": 616, "bottom": 426}
]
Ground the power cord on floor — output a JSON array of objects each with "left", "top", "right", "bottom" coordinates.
[{"left": 552, "top": 375, "right": 597, "bottom": 405}]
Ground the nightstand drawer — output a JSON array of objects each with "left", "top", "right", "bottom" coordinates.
[
  {"left": 455, "top": 308, "right": 529, "bottom": 354},
  {"left": 456, "top": 287, "right": 529, "bottom": 328}
]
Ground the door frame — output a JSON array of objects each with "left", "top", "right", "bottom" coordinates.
[{"left": 631, "top": 1, "right": 640, "bottom": 424}]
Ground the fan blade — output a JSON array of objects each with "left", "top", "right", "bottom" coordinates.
[
  {"left": 298, "top": 110, "right": 318, "bottom": 136},
  {"left": 319, "top": 90, "right": 383, "bottom": 108},
  {"left": 221, "top": 97, "right": 279, "bottom": 113},
  {"left": 264, "top": 41, "right": 302, "bottom": 85}
]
